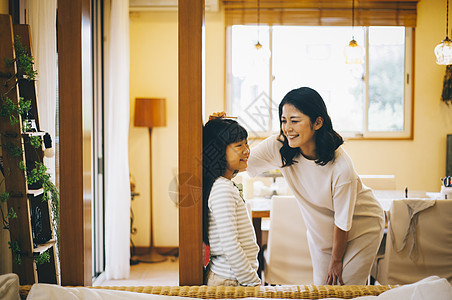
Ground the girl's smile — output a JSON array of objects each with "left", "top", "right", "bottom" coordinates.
[{"left": 224, "top": 139, "right": 250, "bottom": 179}]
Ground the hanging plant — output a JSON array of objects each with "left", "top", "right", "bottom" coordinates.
[
  {"left": 441, "top": 64, "right": 452, "bottom": 105},
  {"left": 34, "top": 250, "right": 51, "bottom": 265},
  {"left": 8, "top": 240, "right": 22, "bottom": 265}
]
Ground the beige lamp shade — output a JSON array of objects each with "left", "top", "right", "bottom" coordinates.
[{"left": 134, "top": 98, "right": 167, "bottom": 128}]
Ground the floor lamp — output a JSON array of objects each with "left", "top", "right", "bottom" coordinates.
[{"left": 133, "top": 98, "right": 167, "bottom": 263}]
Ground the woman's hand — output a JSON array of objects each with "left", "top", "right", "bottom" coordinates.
[
  {"left": 326, "top": 258, "right": 344, "bottom": 285},
  {"left": 326, "top": 225, "right": 348, "bottom": 285}
]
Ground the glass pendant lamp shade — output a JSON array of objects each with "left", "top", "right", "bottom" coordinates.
[
  {"left": 345, "top": 39, "right": 364, "bottom": 64},
  {"left": 435, "top": 37, "right": 452, "bottom": 65},
  {"left": 436, "top": 0, "right": 452, "bottom": 65}
]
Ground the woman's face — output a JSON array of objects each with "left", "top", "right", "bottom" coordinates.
[
  {"left": 281, "top": 104, "right": 322, "bottom": 157},
  {"left": 224, "top": 139, "right": 250, "bottom": 179}
]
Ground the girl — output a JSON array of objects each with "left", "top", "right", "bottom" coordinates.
[
  {"left": 202, "top": 115, "right": 261, "bottom": 286},
  {"left": 247, "top": 87, "right": 384, "bottom": 285}
]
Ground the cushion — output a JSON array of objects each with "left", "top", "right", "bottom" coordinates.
[{"left": 0, "top": 273, "right": 20, "bottom": 300}]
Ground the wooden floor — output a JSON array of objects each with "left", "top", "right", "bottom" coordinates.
[{"left": 96, "top": 255, "right": 179, "bottom": 287}]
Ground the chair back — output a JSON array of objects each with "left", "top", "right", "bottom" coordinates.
[
  {"left": 359, "top": 175, "right": 396, "bottom": 190},
  {"left": 376, "top": 199, "right": 452, "bottom": 284},
  {"left": 264, "top": 196, "right": 313, "bottom": 285}
]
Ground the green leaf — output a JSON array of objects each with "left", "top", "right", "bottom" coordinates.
[
  {"left": 27, "top": 162, "right": 50, "bottom": 185},
  {"left": 7, "top": 207, "right": 17, "bottom": 219},
  {"left": 34, "top": 251, "right": 51, "bottom": 265},
  {"left": 0, "top": 192, "right": 9, "bottom": 203},
  {"left": 8, "top": 240, "right": 21, "bottom": 265},
  {"left": 29, "top": 136, "right": 42, "bottom": 148},
  {"left": 18, "top": 98, "right": 31, "bottom": 115},
  {"left": 14, "top": 36, "right": 37, "bottom": 80}
]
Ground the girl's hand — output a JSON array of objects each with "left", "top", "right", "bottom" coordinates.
[{"left": 326, "top": 258, "right": 344, "bottom": 285}]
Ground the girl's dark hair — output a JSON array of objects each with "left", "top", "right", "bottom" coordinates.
[
  {"left": 202, "top": 118, "right": 248, "bottom": 245},
  {"left": 278, "top": 87, "right": 343, "bottom": 167}
]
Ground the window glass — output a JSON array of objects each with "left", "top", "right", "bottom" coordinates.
[
  {"left": 368, "top": 27, "right": 406, "bottom": 132},
  {"left": 272, "top": 26, "right": 365, "bottom": 133},
  {"left": 230, "top": 25, "right": 271, "bottom": 137},
  {"left": 227, "top": 25, "right": 411, "bottom": 139}
]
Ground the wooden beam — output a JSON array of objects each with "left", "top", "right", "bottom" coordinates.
[
  {"left": 178, "top": 0, "right": 204, "bottom": 286},
  {"left": 57, "top": 0, "right": 92, "bottom": 286}
]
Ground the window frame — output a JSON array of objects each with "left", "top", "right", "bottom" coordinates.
[{"left": 225, "top": 26, "right": 414, "bottom": 140}]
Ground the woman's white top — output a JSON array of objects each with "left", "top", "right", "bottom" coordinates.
[
  {"left": 247, "top": 135, "right": 384, "bottom": 251},
  {"left": 208, "top": 177, "right": 261, "bottom": 286}
]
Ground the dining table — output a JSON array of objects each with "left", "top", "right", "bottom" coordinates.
[{"left": 249, "top": 189, "right": 433, "bottom": 249}]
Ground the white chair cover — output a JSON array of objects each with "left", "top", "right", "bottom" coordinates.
[
  {"left": 359, "top": 175, "right": 396, "bottom": 190},
  {"left": 376, "top": 199, "right": 452, "bottom": 284},
  {"left": 264, "top": 196, "right": 313, "bottom": 285}
]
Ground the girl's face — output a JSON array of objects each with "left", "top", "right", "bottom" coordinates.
[
  {"left": 281, "top": 104, "right": 323, "bottom": 159},
  {"left": 224, "top": 139, "right": 250, "bottom": 179}
]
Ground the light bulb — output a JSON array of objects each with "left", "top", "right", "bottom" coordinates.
[
  {"left": 254, "top": 41, "right": 271, "bottom": 61},
  {"left": 44, "top": 148, "right": 55, "bottom": 158}
]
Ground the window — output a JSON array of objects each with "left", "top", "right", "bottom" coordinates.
[{"left": 226, "top": 25, "right": 413, "bottom": 139}]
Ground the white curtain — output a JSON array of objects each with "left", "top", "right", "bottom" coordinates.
[
  {"left": 26, "top": 0, "right": 57, "bottom": 181},
  {"left": 104, "top": 0, "right": 131, "bottom": 279}
]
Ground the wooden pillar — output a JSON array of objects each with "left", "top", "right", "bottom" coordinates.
[
  {"left": 57, "top": 0, "right": 92, "bottom": 286},
  {"left": 178, "top": 0, "right": 204, "bottom": 285}
]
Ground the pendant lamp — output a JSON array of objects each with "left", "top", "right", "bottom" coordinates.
[
  {"left": 252, "top": 0, "right": 270, "bottom": 62},
  {"left": 345, "top": 0, "right": 364, "bottom": 64},
  {"left": 435, "top": 0, "right": 452, "bottom": 65},
  {"left": 255, "top": 0, "right": 262, "bottom": 50}
]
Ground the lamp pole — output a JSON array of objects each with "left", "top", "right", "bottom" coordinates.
[{"left": 132, "top": 98, "right": 167, "bottom": 263}]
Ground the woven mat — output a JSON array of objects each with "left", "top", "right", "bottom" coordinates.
[{"left": 20, "top": 284, "right": 397, "bottom": 299}]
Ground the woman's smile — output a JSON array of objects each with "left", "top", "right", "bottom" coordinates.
[{"left": 281, "top": 104, "right": 323, "bottom": 160}]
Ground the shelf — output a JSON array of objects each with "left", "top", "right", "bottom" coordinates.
[
  {"left": 33, "top": 239, "right": 56, "bottom": 254},
  {"left": 22, "top": 131, "right": 45, "bottom": 136},
  {"left": 27, "top": 188, "right": 44, "bottom": 197},
  {"left": 1, "top": 17, "right": 59, "bottom": 285}
]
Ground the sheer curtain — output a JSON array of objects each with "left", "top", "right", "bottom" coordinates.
[
  {"left": 104, "top": 0, "right": 131, "bottom": 279},
  {"left": 26, "top": 0, "right": 57, "bottom": 181}
]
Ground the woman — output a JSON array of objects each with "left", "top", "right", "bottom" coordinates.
[{"left": 247, "top": 87, "right": 384, "bottom": 285}]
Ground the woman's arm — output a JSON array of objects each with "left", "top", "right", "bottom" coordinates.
[
  {"left": 247, "top": 135, "right": 280, "bottom": 177},
  {"left": 326, "top": 225, "right": 348, "bottom": 285}
]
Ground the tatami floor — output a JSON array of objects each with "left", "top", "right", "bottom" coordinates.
[{"left": 96, "top": 254, "right": 179, "bottom": 287}]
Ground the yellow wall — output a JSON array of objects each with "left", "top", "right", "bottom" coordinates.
[
  {"left": 129, "top": 11, "right": 178, "bottom": 247},
  {"left": 0, "top": 0, "right": 7, "bottom": 14},
  {"left": 129, "top": 0, "right": 452, "bottom": 247},
  {"left": 129, "top": 8, "right": 225, "bottom": 247}
]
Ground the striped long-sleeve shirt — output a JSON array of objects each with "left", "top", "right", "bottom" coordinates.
[{"left": 208, "top": 177, "right": 260, "bottom": 286}]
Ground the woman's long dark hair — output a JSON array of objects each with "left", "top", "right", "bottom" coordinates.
[
  {"left": 202, "top": 118, "right": 248, "bottom": 245},
  {"left": 278, "top": 87, "right": 343, "bottom": 167}
]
